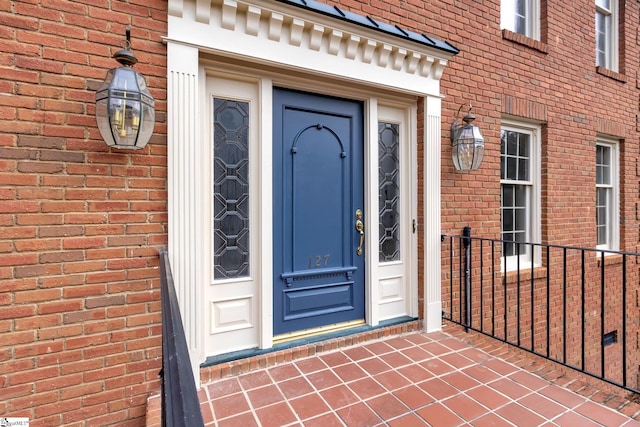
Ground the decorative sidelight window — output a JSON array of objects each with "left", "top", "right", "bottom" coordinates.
[
  {"left": 378, "top": 122, "right": 401, "bottom": 262},
  {"left": 213, "top": 99, "right": 250, "bottom": 279}
]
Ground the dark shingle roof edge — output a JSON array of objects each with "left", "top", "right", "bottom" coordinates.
[{"left": 274, "top": 0, "right": 459, "bottom": 55}]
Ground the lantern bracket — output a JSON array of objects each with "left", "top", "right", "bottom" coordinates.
[
  {"left": 112, "top": 26, "right": 138, "bottom": 67},
  {"left": 450, "top": 103, "right": 476, "bottom": 141}
]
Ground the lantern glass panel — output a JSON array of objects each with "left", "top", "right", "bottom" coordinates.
[
  {"left": 95, "top": 67, "right": 155, "bottom": 149},
  {"left": 452, "top": 123, "right": 484, "bottom": 171}
]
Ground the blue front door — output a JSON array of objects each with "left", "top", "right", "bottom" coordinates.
[{"left": 273, "top": 88, "right": 365, "bottom": 336}]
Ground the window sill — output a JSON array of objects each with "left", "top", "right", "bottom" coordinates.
[
  {"left": 500, "top": 265, "right": 548, "bottom": 284},
  {"left": 502, "top": 29, "right": 548, "bottom": 54},
  {"left": 596, "top": 66, "right": 626, "bottom": 83},
  {"left": 597, "top": 253, "right": 623, "bottom": 267}
]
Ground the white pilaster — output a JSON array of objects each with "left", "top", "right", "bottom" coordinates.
[
  {"left": 366, "top": 97, "right": 379, "bottom": 327},
  {"left": 423, "top": 95, "right": 442, "bottom": 332},
  {"left": 167, "top": 41, "right": 204, "bottom": 385},
  {"left": 259, "top": 79, "right": 274, "bottom": 350}
]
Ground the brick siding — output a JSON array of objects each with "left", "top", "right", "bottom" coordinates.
[
  {"left": 0, "top": 0, "right": 167, "bottom": 424},
  {"left": 2, "top": 0, "right": 639, "bottom": 424}
]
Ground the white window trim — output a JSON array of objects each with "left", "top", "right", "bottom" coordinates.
[
  {"left": 501, "top": 0, "right": 540, "bottom": 40},
  {"left": 500, "top": 120, "right": 541, "bottom": 272},
  {"left": 596, "top": 0, "right": 619, "bottom": 72},
  {"left": 596, "top": 137, "right": 619, "bottom": 252}
]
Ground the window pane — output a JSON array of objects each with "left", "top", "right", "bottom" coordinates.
[
  {"left": 514, "top": 0, "right": 527, "bottom": 34},
  {"left": 502, "top": 184, "right": 527, "bottom": 238},
  {"left": 506, "top": 157, "right": 518, "bottom": 180},
  {"left": 502, "top": 185, "right": 514, "bottom": 207},
  {"left": 597, "top": 224, "right": 607, "bottom": 245},
  {"left": 515, "top": 185, "right": 527, "bottom": 207},
  {"left": 514, "top": 15, "right": 526, "bottom": 35},
  {"left": 502, "top": 129, "right": 530, "bottom": 182},
  {"left": 503, "top": 240, "right": 515, "bottom": 257},
  {"left": 507, "top": 131, "right": 518, "bottom": 155},
  {"left": 214, "top": 99, "right": 250, "bottom": 279},
  {"left": 595, "top": 11, "right": 610, "bottom": 68},
  {"left": 503, "top": 208, "right": 514, "bottom": 231},
  {"left": 596, "top": 187, "right": 608, "bottom": 245},
  {"left": 596, "top": 14, "right": 607, "bottom": 41},
  {"left": 515, "top": 206, "right": 526, "bottom": 231},
  {"left": 378, "top": 122, "right": 400, "bottom": 262},
  {"left": 503, "top": 232, "right": 527, "bottom": 257},
  {"left": 597, "top": 49, "right": 606, "bottom": 68},
  {"left": 602, "top": 145, "right": 610, "bottom": 165},
  {"left": 518, "top": 158, "right": 529, "bottom": 181},
  {"left": 596, "top": 145, "right": 611, "bottom": 185},
  {"left": 597, "top": 0, "right": 610, "bottom": 11},
  {"left": 519, "top": 141, "right": 529, "bottom": 160}
]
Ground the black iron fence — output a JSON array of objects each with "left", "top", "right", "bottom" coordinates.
[
  {"left": 159, "top": 250, "right": 205, "bottom": 427},
  {"left": 441, "top": 231, "right": 639, "bottom": 395}
]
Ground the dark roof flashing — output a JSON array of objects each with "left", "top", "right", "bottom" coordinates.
[{"left": 275, "top": 0, "right": 459, "bottom": 55}]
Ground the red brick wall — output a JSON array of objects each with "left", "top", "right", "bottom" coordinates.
[
  {"left": 0, "top": 0, "right": 167, "bottom": 424},
  {"left": 3, "top": 0, "right": 640, "bottom": 423}
]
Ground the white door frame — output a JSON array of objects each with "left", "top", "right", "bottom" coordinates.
[{"left": 201, "top": 62, "right": 419, "bottom": 349}]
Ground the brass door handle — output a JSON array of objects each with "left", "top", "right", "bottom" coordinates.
[{"left": 355, "top": 209, "right": 364, "bottom": 256}]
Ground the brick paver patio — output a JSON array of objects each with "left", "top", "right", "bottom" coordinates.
[{"left": 147, "top": 328, "right": 640, "bottom": 426}]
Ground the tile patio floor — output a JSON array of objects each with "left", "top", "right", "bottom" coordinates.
[{"left": 192, "top": 330, "right": 640, "bottom": 426}]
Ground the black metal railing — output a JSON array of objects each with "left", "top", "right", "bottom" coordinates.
[
  {"left": 441, "top": 231, "right": 638, "bottom": 395},
  {"left": 160, "top": 250, "right": 205, "bottom": 427}
]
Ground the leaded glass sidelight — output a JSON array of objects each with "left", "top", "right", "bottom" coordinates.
[
  {"left": 378, "top": 122, "right": 400, "bottom": 262},
  {"left": 213, "top": 99, "right": 250, "bottom": 279}
]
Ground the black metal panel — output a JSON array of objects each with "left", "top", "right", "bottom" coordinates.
[
  {"left": 441, "top": 233, "right": 637, "bottom": 395},
  {"left": 160, "top": 250, "right": 205, "bottom": 427},
  {"left": 275, "top": 0, "right": 459, "bottom": 54}
]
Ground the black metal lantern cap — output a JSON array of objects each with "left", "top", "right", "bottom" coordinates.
[
  {"left": 450, "top": 103, "right": 484, "bottom": 171},
  {"left": 95, "top": 27, "right": 155, "bottom": 150}
]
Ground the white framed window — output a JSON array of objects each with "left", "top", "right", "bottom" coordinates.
[
  {"left": 500, "top": 121, "right": 541, "bottom": 270},
  {"left": 501, "top": 0, "right": 540, "bottom": 40},
  {"left": 596, "top": 0, "right": 618, "bottom": 71},
  {"left": 596, "top": 138, "right": 619, "bottom": 251}
]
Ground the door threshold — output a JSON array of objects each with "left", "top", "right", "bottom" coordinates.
[
  {"left": 201, "top": 316, "right": 419, "bottom": 370},
  {"left": 273, "top": 319, "right": 366, "bottom": 345}
]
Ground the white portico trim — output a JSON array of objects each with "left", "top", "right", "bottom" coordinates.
[
  {"left": 167, "top": 0, "right": 454, "bottom": 93},
  {"left": 166, "top": 0, "right": 456, "bottom": 381}
]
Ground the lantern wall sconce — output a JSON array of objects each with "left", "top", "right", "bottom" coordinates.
[
  {"left": 450, "top": 103, "right": 484, "bottom": 171},
  {"left": 95, "top": 26, "right": 155, "bottom": 150}
]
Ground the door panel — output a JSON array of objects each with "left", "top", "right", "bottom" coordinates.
[{"left": 273, "top": 88, "right": 364, "bottom": 335}]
